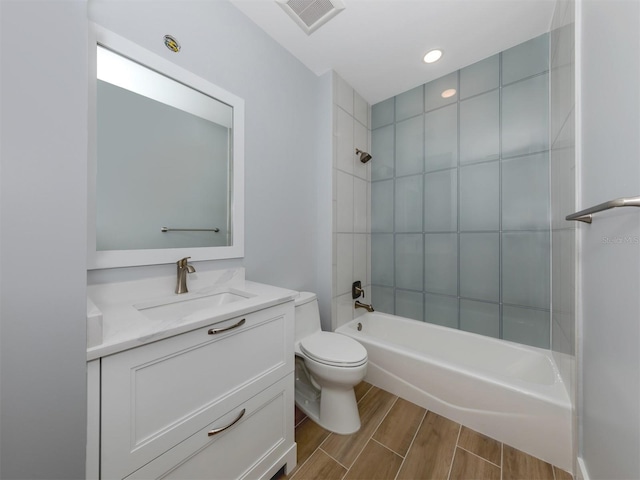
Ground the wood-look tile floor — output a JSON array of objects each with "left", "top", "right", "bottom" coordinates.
[{"left": 279, "top": 382, "right": 573, "bottom": 480}]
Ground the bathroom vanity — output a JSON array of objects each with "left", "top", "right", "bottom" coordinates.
[{"left": 86, "top": 269, "right": 297, "bottom": 479}]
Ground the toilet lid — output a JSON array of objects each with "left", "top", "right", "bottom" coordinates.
[{"left": 300, "top": 332, "right": 367, "bottom": 367}]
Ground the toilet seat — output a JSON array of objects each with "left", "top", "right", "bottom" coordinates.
[{"left": 300, "top": 332, "right": 367, "bottom": 367}]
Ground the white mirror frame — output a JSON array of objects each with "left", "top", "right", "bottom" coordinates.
[{"left": 88, "top": 25, "right": 244, "bottom": 269}]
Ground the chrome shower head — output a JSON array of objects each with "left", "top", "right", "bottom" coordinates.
[{"left": 356, "top": 148, "right": 372, "bottom": 164}]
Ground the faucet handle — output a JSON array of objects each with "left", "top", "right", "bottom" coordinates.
[
  {"left": 177, "top": 256, "right": 191, "bottom": 268},
  {"left": 352, "top": 280, "right": 365, "bottom": 299}
]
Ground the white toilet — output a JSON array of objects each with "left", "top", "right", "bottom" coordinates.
[{"left": 294, "top": 292, "right": 368, "bottom": 435}]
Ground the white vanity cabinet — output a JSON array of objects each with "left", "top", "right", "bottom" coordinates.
[{"left": 94, "top": 300, "right": 296, "bottom": 480}]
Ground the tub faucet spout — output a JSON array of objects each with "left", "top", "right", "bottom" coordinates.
[
  {"left": 355, "top": 300, "right": 374, "bottom": 312},
  {"left": 176, "top": 256, "right": 196, "bottom": 294}
]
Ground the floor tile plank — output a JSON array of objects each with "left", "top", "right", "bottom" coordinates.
[
  {"left": 290, "top": 449, "right": 347, "bottom": 480},
  {"left": 396, "top": 412, "right": 460, "bottom": 480},
  {"left": 295, "top": 417, "right": 331, "bottom": 469},
  {"left": 457, "top": 426, "right": 502, "bottom": 466},
  {"left": 449, "top": 447, "right": 501, "bottom": 480},
  {"left": 295, "top": 405, "right": 307, "bottom": 427},
  {"left": 503, "top": 445, "right": 554, "bottom": 480},
  {"left": 321, "top": 387, "right": 397, "bottom": 468},
  {"left": 372, "top": 397, "right": 425, "bottom": 456},
  {"left": 343, "top": 440, "right": 403, "bottom": 480},
  {"left": 354, "top": 381, "right": 373, "bottom": 403}
]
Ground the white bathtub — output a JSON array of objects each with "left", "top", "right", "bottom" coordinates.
[{"left": 336, "top": 312, "right": 572, "bottom": 473}]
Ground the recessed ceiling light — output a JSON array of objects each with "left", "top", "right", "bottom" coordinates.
[
  {"left": 441, "top": 88, "right": 456, "bottom": 98},
  {"left": 423, "top": 49, "right": 443, "bottom": 64}
]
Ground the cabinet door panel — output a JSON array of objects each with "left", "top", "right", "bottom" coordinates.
[{"left": 101, "top": 303, "right": 294, "bottom": 479}]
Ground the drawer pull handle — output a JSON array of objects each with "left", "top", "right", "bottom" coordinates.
[
  {"left": 208, "top": 318, "right": 246, "bottom": 335},
  {"left": 207, "top": 409, "right": 246, "bottom": 436}
]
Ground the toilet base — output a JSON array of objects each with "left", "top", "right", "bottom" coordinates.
[{"left": 294, "top": 381, "right": 361, "bottom": 435}]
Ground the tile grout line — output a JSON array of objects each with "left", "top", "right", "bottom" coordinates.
[
  {"left": 370, "top": 436, "right": 405, "bottom": 460},
  {"left": 356, "top": 383, "right": 374, "bottom": 404},
  {"left": 392, "top": 408, "right": 428, "bottom": 480},
  {"left": 446, "top": 424, "right": 463, "bottom": 480},
  {"left": 317, "top": 446, "right": 351, "bottom": 473},
  {"left": 456, "top": 444, "right": 502, "bottom": 469},
  {"left": 294, "top": 413, "right": 307, "bottom": 429}
]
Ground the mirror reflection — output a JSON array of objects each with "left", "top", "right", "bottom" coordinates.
[{"left": 96, "top": 46, "right": 233, "bottom": 252}]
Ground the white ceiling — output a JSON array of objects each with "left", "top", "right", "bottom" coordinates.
[{"left": 229, "top": 0, "right": 556, "bottom": 105}]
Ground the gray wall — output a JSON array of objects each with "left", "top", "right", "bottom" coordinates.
[
  {"left": 580, "top": 0, "right": 640, "bottom": 477},
  {"left": 0, "top": 1, "right": 89, "bottom": 478},
  {"left": 88, "top": 0, "right": 326, "bottom": 292},
  {"left": 1, "top": 0, "right": 327, "bottom": 476},
  {"left": 549, "top": 0, "right": 576, "bottom": 471}
]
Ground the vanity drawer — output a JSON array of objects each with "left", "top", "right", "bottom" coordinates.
[
  {"left": 125, "top": 376, "right": 295, "bottom": 480},
  {"left": 101, "top": 302, "right": 294, "bottom": 479}
]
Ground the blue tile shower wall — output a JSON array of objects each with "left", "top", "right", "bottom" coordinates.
[{"left": 370, "top": 34, "right": 551, "bottom": 348}]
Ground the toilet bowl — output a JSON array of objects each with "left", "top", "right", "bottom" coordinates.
[{"left": 294, "top": 292, "right": 368, "bottom": 435}]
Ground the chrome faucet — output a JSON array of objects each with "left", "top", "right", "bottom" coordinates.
[
  {"left": 176, "top": 256, "right": 196, "bottom": 294},
  {"left": 354, "top": 300, "right": 374, "bottom": 312}
]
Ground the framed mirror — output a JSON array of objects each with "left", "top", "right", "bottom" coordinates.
[{"left": 88, "top": 26, "right": 244, "bottom": 269}]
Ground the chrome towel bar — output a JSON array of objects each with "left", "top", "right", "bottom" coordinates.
[
  {"left": 566, "top": 195, "right": 640, "bottom": 224},
  {"left": 161, "top": 226, "right": 220, "bottom": 232}
]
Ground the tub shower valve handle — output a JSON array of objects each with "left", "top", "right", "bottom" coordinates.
[{"left": 352, "top": 281, "right": 364, "bottom": 299}]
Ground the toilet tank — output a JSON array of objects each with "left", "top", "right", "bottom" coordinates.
[{"left": 294, "top": 292, "right": 322, "bottom": 341}]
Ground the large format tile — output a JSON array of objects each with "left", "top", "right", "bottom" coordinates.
[
  {"left": 459, "top": 233, "right": 500, "bottom": 302},
  {"left": 372, "top": 97, "right": 394, "bottom": 129},
  {"left": 502, "top": 33, "right": 549, "bottom": 85},
  {"left": 343, "top": 440, "right": 403, "bottom": 480},
  {"left": 395, "top": 85, "right": 424, "bottom": 122},
  {"left": 371, "top": 179, "right": 393, "bottom": 233},
  {"left": 395, "top": 116, "right": 424, "bottom": 177},
  {"left": 502, "top": 73, "right": 549, "bottom": 158},
  {"left": 459, "top": 299, "right": 500, "bottom": 338},
  {"left": 425, "top": 71, "right": 458, "bottom": 111},
  {"left": 425, "top": 233, "right": 457, "bottom": 296},
  {"left": 502, "top": 152, "right": 550, "bottom": 230},
  {"left": 425, "top": 104, "right": 457, "bottom": 172},
  {"left": 395, "top": 175, "right": 423, "bottom": 232},
  {"left": 395, "top": 289, "right": 424, "bottom": 321},
  {"left": 371, "top": 124, "right": 394, "bottom": 181},
  {"left": 354, "top": 381, "right": 372, "bottom": 403},
  {"left": 371, "top": 234, "right": 394, "bottom": 287},
  {"left": 460, "top": 54, "right": 499, "bottom": 99},
  {"left": 395, "top": 234, "right": 423, "bottom": 290},
  {"left": 503, "top": 445, "right": 554, "bottom": 480},
  {"left": 457, "top": 426, "right": 501, "bottom": 466},
  {"left": 397, "top": 412, "right": 460, "bottom": 480},
  {"left": 450, "top": 448, "right": 501, "bottom": 480},
  {"left": 372, "top": 397, "right": 426, "bottom": 456},
  {"left": 459, "top": 90, "right": 500, "bottom": 165},
  {"left": 424, "top": 169, "right": 457, "bottom": 232},
  {"left": 502, "top": 231, "right": 550, "bottom": 309},
  {"left": 424, "top": 293, "right": 459, "bottom": 329},
  {"left": 459, "top": 161, "right": 499, "bottom": 231},
  {"left": 294, "top": 418, "right": 332, "bottom": 469},
  {"left": 321, "top": 387, "right": 397, "bottom": 468},
  {"left": 290, "top": 449, "right": 346, "bottom": 480}
]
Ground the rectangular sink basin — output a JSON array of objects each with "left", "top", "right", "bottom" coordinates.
[{"left": 135, "top": 291, "right": 250, "bottom": 323}]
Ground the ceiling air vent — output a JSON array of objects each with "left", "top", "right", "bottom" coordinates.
[{"left": 276, "top": 0, "right": 346, "bottom": 35}]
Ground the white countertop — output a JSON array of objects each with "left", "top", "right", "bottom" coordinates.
[{"left": 87, "top": 268, "right": 296, "bottom": 360}]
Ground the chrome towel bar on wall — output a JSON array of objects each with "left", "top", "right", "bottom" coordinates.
[
  {"left": 566, "top": 195, "right": 640, "bottom": 224},
  {"left": 161, "top": 226, "right": 220, "bottom": 232}
]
